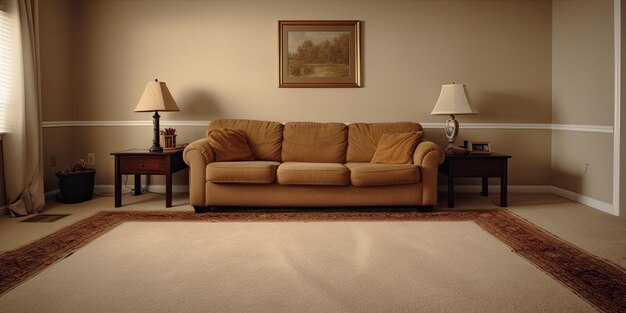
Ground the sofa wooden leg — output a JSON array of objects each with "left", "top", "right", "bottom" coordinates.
[
  {"left": 416, "top": 205, "right": 434, "bottom": 212},
  {"left": 193, "top": 206, "right": 211, "bottom": 213}
]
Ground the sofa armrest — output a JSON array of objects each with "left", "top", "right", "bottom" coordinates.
[
  {"left": 183, "top": 139, "right": 214, "bottom": 206},
  {"left": 413, "top": 141, "right": 445, "bottom": 205}
]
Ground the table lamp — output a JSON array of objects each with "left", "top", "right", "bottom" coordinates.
[
  {"left": 134, "top": 79, "right": 180, "bottom": 152},
  {"left": 431, "top": 83, "right": 478, "bottom": 154}
]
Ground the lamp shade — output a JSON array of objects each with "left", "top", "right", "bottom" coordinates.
[
  {"left": 431, "top": 83, "right": 478, "bottom": 115},
  {"left": 134, "top": 81, "right": 180, "bottom": 112}
]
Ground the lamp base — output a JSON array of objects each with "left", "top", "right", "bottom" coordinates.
[
  {"left": 149, "top": 146, "right": 163, "bottom": 153},
  {"left": 445, "top": 143, "right": 468, "bottom": 155},
  {"left": 442, "top": 115, "right": 468, "bottom": 154},
  {"left": 149, "top": 111, "right": 163, "bottom": 153},
  {"left": 444, "top": 114, "right": 459, "bottom": 144}
]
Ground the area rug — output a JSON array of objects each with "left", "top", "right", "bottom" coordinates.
[{"left": 0, "top": 210, "right": 624, "bottom": 312}]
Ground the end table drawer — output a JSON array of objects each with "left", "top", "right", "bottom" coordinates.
[
  {"left": 119, "top": 156, "right": 165, "bottom": 174},
  {"left": 450, "top": 159, "right": 504, "bottom": 177}
]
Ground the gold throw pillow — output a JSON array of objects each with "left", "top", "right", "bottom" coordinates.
[
  {"left": 370, "top": 131, "right": 424, "bottom": 164},
  {"left": 208, "top": 128, "right": 254, "bottom": 162}
]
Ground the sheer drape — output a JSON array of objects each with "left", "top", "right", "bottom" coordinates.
[{"left": 4, "top": 0, "right": 44, "bottom": 216}]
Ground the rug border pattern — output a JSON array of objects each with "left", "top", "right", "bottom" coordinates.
[{"left": 0, "top": 210, "right": 624, "bottom": 312}]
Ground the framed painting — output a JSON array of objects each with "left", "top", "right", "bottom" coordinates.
[{"left": 279, "top": 20, "right": 361, "bottom": 88}]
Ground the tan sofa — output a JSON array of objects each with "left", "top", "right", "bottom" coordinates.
[{"left": 183, "top": 119, "right": 445, "bottom": 212}]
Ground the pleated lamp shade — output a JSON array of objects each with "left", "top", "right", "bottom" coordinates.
[
  {"left": 134, "top": 81, "right": 180, "bottom": 112},
  {"left": 431, "top": 84, "right": 478, "bottom": 115}
]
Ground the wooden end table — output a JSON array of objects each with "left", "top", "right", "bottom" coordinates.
[
  {"left": 111, "top": 148, "right": 187, "bottom": 208},
  {"left": 438, "top": 152, "right": 511, "bottom": 208}
]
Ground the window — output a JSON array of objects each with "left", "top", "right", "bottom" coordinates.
[{"left": 0, "top": 2, "right": 14, "bottom": 133}]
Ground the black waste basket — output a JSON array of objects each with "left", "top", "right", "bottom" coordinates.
[{"left": 55, "top": 169, "right": 96, "bottom": 203}]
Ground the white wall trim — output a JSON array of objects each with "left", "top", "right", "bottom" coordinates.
[
  {"left": 438, "top": 185, "right": 554, "bottom": 194},
  {"left": 42, "top": 121, "right": 615, "bottom": 133},
  {"left": 550, "top": 186, "right": 615, "bottom": 215},
  {"left": 93, "top": 184, "right": 190, "bottom": 194},
  {"left": 613, "top": 0, "right": 621, "bottom": 216},
  {"left": 436, "top": 184, "right": 615, "bottom": 215},
  {"left": 41, "top": 120, "right": 210, "bottom": 128},
  {"left": 510, "top": 185, "right": 555, "bottom": 193},
  {"left": 31, "top": 184, "right": 607, "bottom": 217},
  {"left": 44, "top": 189, "right": 58, "bottom": 199},
  {"left": 419, "top": 123, "right": 554, "bottom": 130},
  {"left": 18, "top": 184, "right": 609, "bottom": 217},
  {"left": 550, "top": 124, "right": 614, "bottom": 133}
]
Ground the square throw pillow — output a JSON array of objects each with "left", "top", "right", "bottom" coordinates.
[
  {"left": 370, "top": 131, "right": 424, "bottom": 164},
  {"left": 207, "top": 128, "right": 254, "bottom": 162}
]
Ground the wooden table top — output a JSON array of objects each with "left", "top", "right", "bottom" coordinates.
[{"left": 110, "top": 147, "right": 185, "bottom": 156}]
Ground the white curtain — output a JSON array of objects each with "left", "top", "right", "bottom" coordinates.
[{"left": 3, "top": 0, "right": 44, "bottom": 216}]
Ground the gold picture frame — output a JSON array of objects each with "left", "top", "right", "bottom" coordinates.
[
  {"left": 279, "top": 20, "right": 361, "bottom": 88},
  {"left": 467, "top": 141, "right": 492, "bottom": 155}
]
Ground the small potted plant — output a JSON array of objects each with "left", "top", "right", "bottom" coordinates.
[
  {"left": 55, "top": 159, "right": 96, "bottom": 203},
  {"left": 160, "top": 127, "right": 177, "bottom": 149}
]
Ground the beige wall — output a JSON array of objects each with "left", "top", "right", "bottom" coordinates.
[
  {"left": 551, "top": 131, "right": 614, "bottom": 203},
  {"left": 619, "top": 0, "right": 626, "bottom": 216},
  {"left": 0, "top": 137, "right": 5, "bottom": 205},
  {"left": 552, "top": 0, "right": 614, "bottom": 126},
  {"left": 71, "top": 0, "right": 552, "bottom": 124},
  {"left": 42, "top": 128, "right": 73, "bottom": 190},
  {"left": 40, "top": 0, "right": 554, "bottom": 192},
  {"left": 39, "top": 0, "right": 74, "bottom": 191},
  {"left": 40, "top": 0, "right": 73, "bottom": 122},
  {"left": 551, "top": 0, "right": 614, "bottom": 203}
]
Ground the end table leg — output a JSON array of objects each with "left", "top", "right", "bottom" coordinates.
[
  {"left": 114, "top": 157, "right": 121, "bottom": 207},
  {"left": 134, "top": 174, "right": 142, "bottom": 195},
  {"left": 501, "top": 160, "right": 508, "bottom": 207},
  {"left": 166, "top": 172, "right": 172, "bottom": 208},
  {"left": 448, "top": 175, "right": 454, "bottom": 208},
  {"left": 481, "top": 177, "right": 488, "bottom": 196}
]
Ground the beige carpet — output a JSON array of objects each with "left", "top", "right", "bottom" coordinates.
[{"left": 0, "top": 221, "right": 596, "bottom": 313}]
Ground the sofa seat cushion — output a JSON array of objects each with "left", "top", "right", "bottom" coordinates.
[
  {"left": 207, "top": 161, "right": 280, "bottom": 184},
  {"left": 346, "top": 162, "right": 420, "bottom": 186},
  {"left": 277, "top": 162, "right": 349, "bottom": 186}
]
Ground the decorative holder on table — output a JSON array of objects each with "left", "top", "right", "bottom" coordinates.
[
  {"left": 160, "top": 127, "right": 177, "bottom": 149},
  {"left": 160, "top": 135, "right": 177, "bottom": 149}
]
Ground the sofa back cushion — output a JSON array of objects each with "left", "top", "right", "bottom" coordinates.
[
  {"left": 282, "top": 122, "right": 347, "bottom": 163},
  {"left": 347, "top": 122, "right": 423, "bottom": 162},
  {"left": 207, "top": 128, "right": 254, "bottom": 162},
  {"left": 208, "top": 119, "right": 283, "bottom": 162},
  {"left": 370, "top": 131, "right": 424, "bottom": 164}
]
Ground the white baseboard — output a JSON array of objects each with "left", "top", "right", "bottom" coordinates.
[
  {"left": 437, "top": 184, "right": 616, "bottom": 216},
  {"left": 29, "top": 184, "right": 614, "bottom": 217},
  {"left": 93, "top": 184, "right": 190, "bottom": 195},
  {"left": 41, "top": 121, "right": 614, "bottom": 133},
  {"left": 438, "top": 185, "right": 553, "bottom": 193},
  {"left": 548, "top": 186, "right": 616, "bottom": 216},
  {"left": 44, "top": 189, "right": 59, "bottom": 198}
]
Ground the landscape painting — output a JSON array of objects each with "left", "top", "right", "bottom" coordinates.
[
  {"left": 279, "top": 21, "right": 361, "bottom": 88},
  {"left": 287, "top": 31, "right": 350, "bottom": 78}
]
